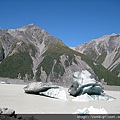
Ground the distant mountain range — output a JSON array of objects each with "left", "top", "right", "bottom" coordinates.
[
  {"left": 75, "top": 34, "right": 120, "bottom": 78},
  {"left": 0, "top": 24, "right": 120, "bottom": 85}
]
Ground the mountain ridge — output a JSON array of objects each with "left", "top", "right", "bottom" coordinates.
[
  {"left": 0, "top": 24, "right": 120, "bottom": 86},
  {"left": 0, "top": 24, "right": 93, "bottom": 84},
  {"left": 75, "top": 33, "right": 120, "bottom": 78}
]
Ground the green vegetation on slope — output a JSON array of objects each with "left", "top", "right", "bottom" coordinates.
[
  {"left": 35, "top": 40, "right": 120, "bottom": 85},
  {"left": 112, "top": 64, "right": 120, "bottom": 77},
  {"left": 97, "top": 51, "right": 107, "bottom": 64},
  {"left": 0, "top": 38, "right": 119, "bottom": 85},
  {"left": 9, "top": 41, "right": 37, "bottom": 58},
  {"left": 0, "top": 52, "right": 33, "bottom": 80},
  {"left": 36, "top": 40, "right": 78, "bottom": 81},
  {"left": 80, "top": 54, "right": 120, "bottom": 86},
  {"left": 85, "top": 48, "right": 98, "bottom": 61}
]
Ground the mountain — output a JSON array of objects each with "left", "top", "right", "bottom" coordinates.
[
  {"left": 0, "top": 25, "right": 120, "bottom": 86},
  {"left": 0, "top": 24, "right": 91, "bottom": 85},
  {"left": 75, "top": 33, "right": 120, "bottom": 79}
]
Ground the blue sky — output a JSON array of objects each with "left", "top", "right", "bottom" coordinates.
[{"left": 0, "top": 0, "right": 120, "bottom": 46}]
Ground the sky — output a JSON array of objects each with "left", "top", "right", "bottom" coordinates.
[{"left": 0, "top": 0, "right": 120, "bottom": 47}]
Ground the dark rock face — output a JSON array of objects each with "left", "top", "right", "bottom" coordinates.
[{"left": 0, "top": 48, "right": 5, "bottom": 61}]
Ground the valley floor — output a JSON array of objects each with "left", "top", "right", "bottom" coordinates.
[{"left": 0, "top": 84, "right": 120, "bottom": 114}]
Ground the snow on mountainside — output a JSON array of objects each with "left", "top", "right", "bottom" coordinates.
[{"left": 75, "top": 33, "right": 120, "bottom": 78}]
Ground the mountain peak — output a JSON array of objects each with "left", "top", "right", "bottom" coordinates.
[
  {"left": 101, "top": 33, "right": 119, "bottom": 38},
  {"left": 26, "top": 23, "right": 39, "bottom": 28},
  {"left": 21, "top": 23, "right": 40, "bottom": 29},
  {"left": 28, "top": 23, "right": 35, "bottom": 26}
]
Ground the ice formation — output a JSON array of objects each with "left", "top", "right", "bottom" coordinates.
[
  {"left": 73, "top": 106, "right": 108, "bottom": 114},
  {"left": 72, "top": 93, "right": 94, "bottom": 102},
  {"left": 68, "top": 70, "right": 103, "bottom": 97},
  {"left": 40, "top": 88, "right": 68, "bottom": 101},
  {"left": 72, "top": 93, "right": 116, "bottom": 102}
]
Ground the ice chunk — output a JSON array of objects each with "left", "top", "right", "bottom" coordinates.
[
  {"left": 40, "top": 88, "right": 68, "bottom": 101},
  {"left": 72, "top": 93, "right": 116, "bottom": 102},
  {"left": 69, "top": 70, "right": 103, "bottom": 97},
  {"left": 73, "top": 106, "right": 107, "bottom": 114},
  {"left": 72, "top": 93, "right": 94, "bottom": 102}
]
